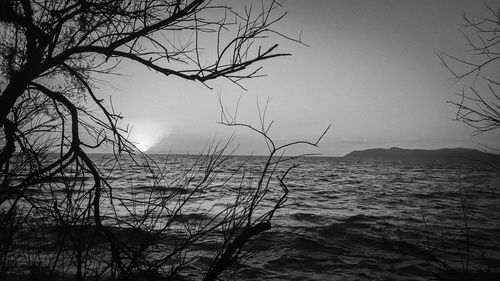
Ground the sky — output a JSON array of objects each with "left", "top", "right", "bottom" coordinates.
[{"left": 97, "top": 0, "right": 500, "bottom": 156}]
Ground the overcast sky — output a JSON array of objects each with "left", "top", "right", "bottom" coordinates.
[{"left": 98, "top": 0, "right": 499, "bottom": 156}]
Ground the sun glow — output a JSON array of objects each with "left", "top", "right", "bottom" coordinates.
[
  {"left": 134, "top": 138, "right": 154, "bottom": 152},
  {"left": 129, "top": 120, "right": 168, "bottom": 152}
]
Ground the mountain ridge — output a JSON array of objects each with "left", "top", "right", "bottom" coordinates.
[{"left": 343, "top": 147, "right": 500, "bottom": 161}]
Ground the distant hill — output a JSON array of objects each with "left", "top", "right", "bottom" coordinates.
[{"left": 343, "top": 147, "right": 500, "bottom": 162}]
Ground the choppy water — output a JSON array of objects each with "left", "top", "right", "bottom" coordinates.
[
  {"left": 95, "top": 154, "right": 500, "bottom": 281},
  {"left": 7, "top": 154, "right": 499, "bottom": 280}
]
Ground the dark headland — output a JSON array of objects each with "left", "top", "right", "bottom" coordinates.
[{"left": 343, "top": 147, "right": 500, "bottom": 162}]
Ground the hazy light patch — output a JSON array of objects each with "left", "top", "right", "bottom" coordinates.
[{"left": 128, "top": 120, "right": 169, "bottom": 152}]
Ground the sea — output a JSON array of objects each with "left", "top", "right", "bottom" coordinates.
[
  {"left": 93, "top": 154, "right": 500, "bottom": 281},
  {"left": 5, "top": 154, "right": 500, "bottom": 280}
]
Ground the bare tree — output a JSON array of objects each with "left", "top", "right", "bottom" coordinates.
[
  {"left": 439, "top": 1, "right": 500, "bottom": 135},
  {"left": 0, "top": 0, "right": 321, "bottom": 280}
]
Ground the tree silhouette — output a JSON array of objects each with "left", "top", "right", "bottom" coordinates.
[
  {"left": 439, "top": 2, "right": 500, "bottom": 135},
  {"left": 0, "top": 1, "right": 320, "bottom": 280}
]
